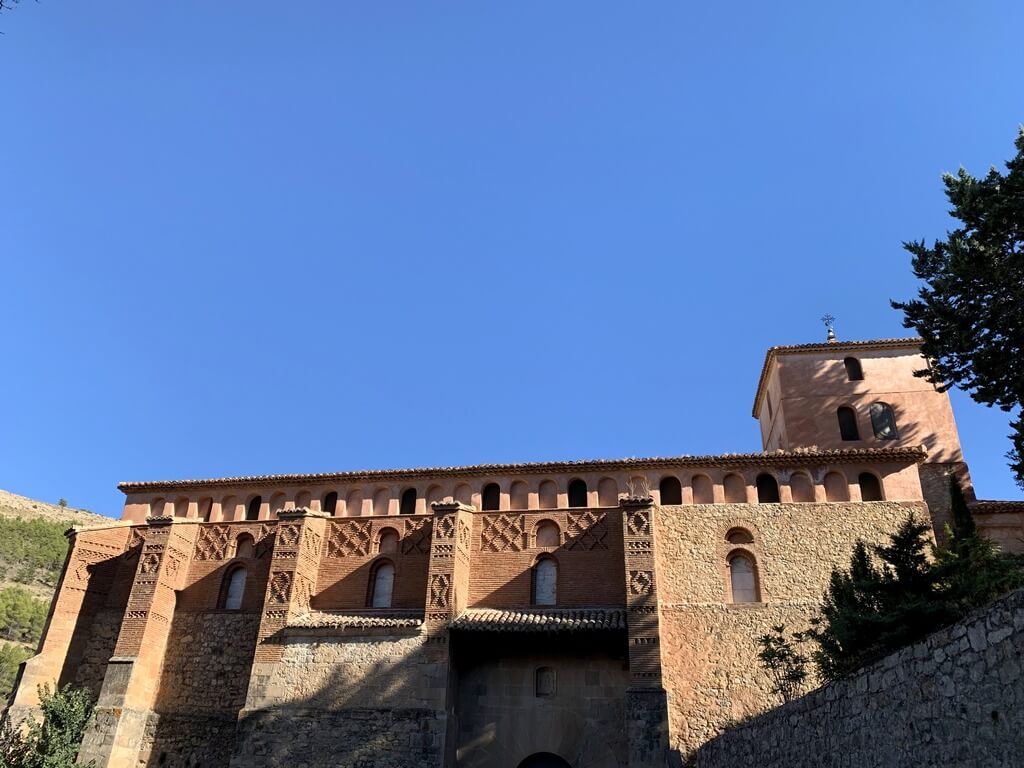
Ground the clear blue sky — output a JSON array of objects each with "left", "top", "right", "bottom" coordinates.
[{"left": 2, "top": 2, "right": 1022, "bottom": 515}]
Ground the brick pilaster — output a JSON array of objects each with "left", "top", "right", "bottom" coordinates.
[
  {"left": 423, "top": 499, "right": 474, "bottom": 766},
  {"left": 242, "top": 508, "right": 326, "bottom": 705},
  {"left": 621, "top": 495, "right": 669, "bottom": 768},
  {"left": 78, "top": 516, "right": 199, "bottom": 767},
  {"left": 7, "top": 524, "right": 131, "bottom": 722}
]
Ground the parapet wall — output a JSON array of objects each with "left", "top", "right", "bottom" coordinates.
[{"left": 692, "top": 588, "right": 1024, "bottom": 768}]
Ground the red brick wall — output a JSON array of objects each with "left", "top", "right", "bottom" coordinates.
[{"left": 469, "top": 510, "right": 626, "bottom": 608}]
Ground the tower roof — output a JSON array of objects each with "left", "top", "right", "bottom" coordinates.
[{"left": 751, "top": 337, "right": 922, "bottom": 417}]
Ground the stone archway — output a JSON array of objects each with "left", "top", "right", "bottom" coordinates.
[{"left": 517, "top": 753, "right": 572, "bottom": 768}]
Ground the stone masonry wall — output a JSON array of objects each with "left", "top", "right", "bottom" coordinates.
[
  {"left": 133, "top": 612, "right": 260, "bottom": 768},
  {"left": 693, "top": 587, "right": 1024, "bottom": 768},
  {"left": 232, "top": 629, "right": 447, "bottom": 768},
  {"left": 655, "top": 501, "right": 927, "bottom": 756}
]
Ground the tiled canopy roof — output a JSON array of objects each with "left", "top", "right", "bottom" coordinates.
[
  {"left": 288, "top": 611, "right": 424, "bottom": 629},
  {"left": 970, "top": 500, "right": 1024, "bottom": 515},
  {"left": 117, "top": 446, "right": 926, "bottom": 493},
  {"left": 450, "top": 608, "right": 627, "bottom": 632},
  {"left": 751, "top": 337, "right": 923, "bottom": 417}
]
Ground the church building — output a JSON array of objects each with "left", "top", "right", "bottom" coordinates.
[{"left": 7, "top": 337, "right": 1022, "bottom": 768}]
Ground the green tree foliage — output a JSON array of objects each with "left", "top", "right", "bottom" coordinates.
[
  {"left": 0, "top": 589, "right": 48, "bottom": 645},
  {"left": 0, "top": 685, "right": 95, "bottom": 768},
  {"left": 0, "top": 643, "right": 32, "bottom": 704},
  {"left": 932, "top": 476, "right": 1024, "bottom": 614},
  {"left": 0, "top": 519, "right": 71, "bottom": 588},
  {"left": 805, "top": 517, "right": 952, "bottom": 681},
  {"left": 808, "top": 481, "right": 1024, "bottom": 681},
  {"left": 892, "top": 128, "right": 1024, "bottom": 487},
  {"left": 756, "top": 625, "right": 809, "bottom": 703}
]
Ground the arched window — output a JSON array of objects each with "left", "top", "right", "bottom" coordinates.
[
  {"left": 425, "top": 485, "right": 444, "bottom": 507},
  {"left": 221, "top": 567, "right": 247, "bottom": 610},
  {"left": 659, "top": 476, "right": 682, "bottom": 505},
  {"left": 725, "top": 527, "right": 754, "bottom": 545},
  {"left": 837, "top": 406, "right": 860, "bottom": 441},
  {"left": 198, "top": 497, "right": 213, "bottom": 522},
  {"left": 844, "top": 357, "right": 864, "bottom": 381},
  {"left": 323, "top": 491, "right": 339, "bottom": 516},
  {"left": 174, "top": 497, "right": 190, "bottom": 518},
  {"left": 481, "top": 483, "right": 501, "bottom": 511},
  {"left": 869, "top": 402, "right": 898, "bottom": 440},
  {"left": 368, "top": 561, "right": 395, "bottom": 608},
  {"left": 789, "top": 472, "right": 814, "bottom": 503},
  {"left": 858, "top": 472, "right": 883, "bottom": 502},
  {"left": 454, "top": 483, "right": 472, "bottom": 505},
  {"left": 377, "top": 527, "right": 400, "bottom": 554},
  {"left": 221, "top": 496, "right": 238, "bottom": 521},
  {"left": 372, "top": 488, "right": 390, "bottom": 515},
  {"left": 756, "top": 473, "right": 780, "bottom": 503},
  {"left": 234, "top": 534, "right": 255, "bottom": 559},
  {"left": 823, "top": 471, "right": 849, "bottom": 502},
  {"left": 295, "top": 490, "right": 312, "bottom": 508},
  {"left": 532, "top": 557, "right": 557, "bottom": 606},
  {"left": 269, "top": 492, "right": 286, "bottom": 518},
  {"left": 535, "top": 666, "right": 556, "bottom": 697},
  {"left": 723, "top": 474, "right": 746, "bottom": 503},
  {"left": 597, "top": 478, "right": 618, "bottom": 507},
  {"left": 727, "top": 553, "right": 759, "bottom": 603},
  {"left": 346, "top": 489, "right": 363, "bottom": 517},
  {"left": 246, "top": 496, "right": 261, "bottom": 521},
  {"left": 538, "top": 481, "right": 557, "bottom": 509},
  {"left": 535, "top": 521, "right": 560, "bottom": 548},
  {"left": 509, "top": 481, "right": 529, "bottom": 510},
  {"left": 691, "top": 474, "right": 714, "bottom": 504},
  {"left": 567, "top": 479, "right": 588, "bottom": 508},
  {"left": 400, "top": 488, "right": 417, "bottom": 515}
]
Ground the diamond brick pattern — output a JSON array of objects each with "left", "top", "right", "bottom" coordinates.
[
  {"left": 326, "top": 521, "right": 371, "bottom": 558},
  {"left": 566, "top": 511, "right": 608, "bottom": 551},
  {"left": 481, "top": 514, "right": 526, "bottom": 552}
]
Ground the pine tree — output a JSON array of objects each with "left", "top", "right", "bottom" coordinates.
[
  {"left": 892, "top": 128, "right": 1024, "bottom": 487},
  {"left": 932, "top": 475, "right": 1023, "bottom": 613},
  {"left": 807, "top": 516, "right": 953, "bottom": 681}
]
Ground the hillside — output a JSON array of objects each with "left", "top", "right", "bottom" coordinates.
[
  {"left": 0, "top": 489, "right": 110, "bottom": 599},
  {"left": 0, "top": 490, "right": 112, "bottom": 704}
]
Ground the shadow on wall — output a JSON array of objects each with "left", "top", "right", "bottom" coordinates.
[
  {"left": 802, "top": 357, "right": 948, "bottom": 459},
  {"left": 140, "top": 543, "right": 275, "bottom": 768},
  {"left": 224, "top": 626, "right": 449, "bottom": 768},
  {"left": 59, "top": 549, "right": 135, "bottom": 699},
  {"left": 451, "top": 630, "right": 630, "bottom": 768}
]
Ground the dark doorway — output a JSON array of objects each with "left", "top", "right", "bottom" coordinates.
[{"left": 518, "top": 753, "right": 572, "bottom": 768}]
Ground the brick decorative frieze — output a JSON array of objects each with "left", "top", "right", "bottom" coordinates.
[
  {"left": 402, "top": 518, "right": 433, "bottom": 555},
  {"left": 424, "top": 501, "right": 475, "bottom": 635},
  {"left": 252, "top": 509, "right": 330, "bottom": 666},
  {"left": 195, "top": 525, "right": 230, "bottom": 561},
  {"left": 566, "top": 510, "right": 608, "bottom": 551},
  {"left": 480, "top": 514, "right": 526, "bottom": 552},
  {"left": 326, "top": 520, "right": 372, "bottom": 558},
  {"left": 620, "top": 495, "right": 664, "bottom": 690},
  {"left": 429, "top": 574, "right": 452, "bottom": 609}
]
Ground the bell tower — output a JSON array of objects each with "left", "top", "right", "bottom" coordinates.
[{"left": 752, "top": 335, "right": 973, "bottom": 527}]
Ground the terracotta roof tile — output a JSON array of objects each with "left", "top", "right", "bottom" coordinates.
[
  {"left": 969, "top": 500, "right": 1024, "bottom": 515},
  {"left": 451, "top": 607, "right": 626, "bottom": 632},
  {"left": 117, "top": 446, "right": 926, "bottom": 493},
  {"left": 288, "top": 611, "right": 423, "bottom": 629}
]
